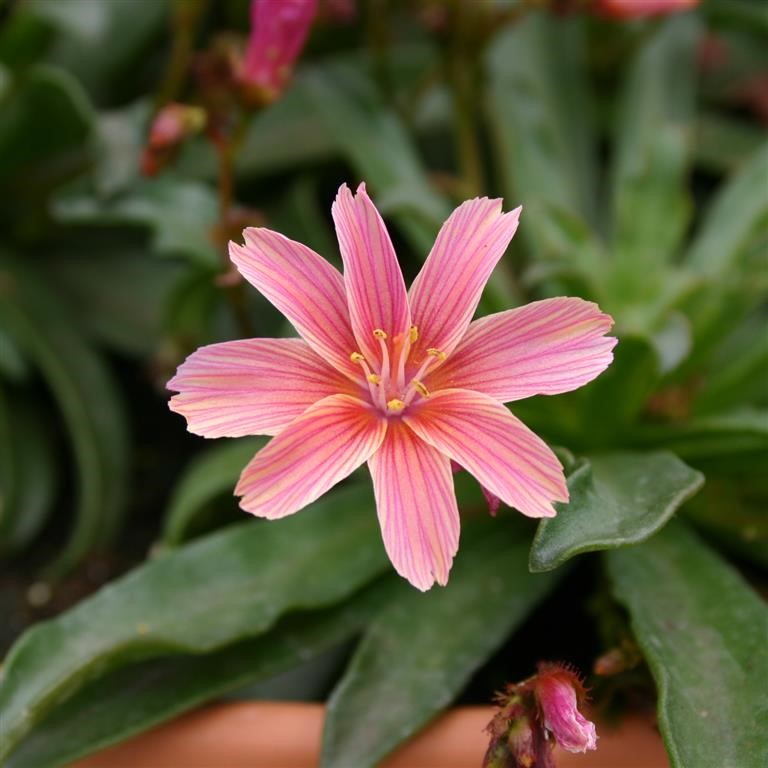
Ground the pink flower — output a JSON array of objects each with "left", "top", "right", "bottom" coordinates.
[
  {"left": 534, "top": 664, "right": 597, "bottom": 753},
  {"left": 168, "top": 183, "right": 616, "bottom": 590},
  {"left": 241, "top": 0, "right": 317, "bottom": 104},
  {"left": 484, "top": 662, "right": 597, "bottom": 767},
  {"left": 596, "top": 0, "right": 699, "bottom": 18}
]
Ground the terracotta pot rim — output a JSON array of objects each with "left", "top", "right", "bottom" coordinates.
[{"left": 71, "top": 701, "right": 669, "bottom": 768}]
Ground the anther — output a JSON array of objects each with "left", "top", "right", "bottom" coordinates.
[
  {"left": 350, "top": 351, "right": 365, "bottom": 363},
  {"left": 427, "top": 347, "right": 447, "bottom": 362},
  {"left": 409, "top": 325, "right": 419, "bottom": 343},
  {"left": 386, "top": 398, "right": 406, "bottom": 413},
  {"left": 367, "top": 373, "right": 381, "bottom": 384},
  {"left": 373, "top": 328, "right": 388, "bottom": 340},
  {"left": 411, "top": 379, "right": 430, "bottom": 397}
]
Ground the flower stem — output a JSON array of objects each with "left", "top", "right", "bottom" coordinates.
[
  {"left": 156, "top": 0, "right": 210, "bottom": 108},
  {"left": 214, "top": 129, "right": 254, "bottom": 338},
  {"left": 446, "top": 1, "right": 485, "bottom": 198}
]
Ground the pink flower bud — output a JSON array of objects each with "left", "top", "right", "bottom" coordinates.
[
  {"left": 241, "top": 0, "right": 318, "bottom": 104},
  {"left": 595, "top": 0, "right": 699, "bottom": 18},
  {"left": 147, "top": 103, "right": 206, "bottom": 151},
  {"left": 534, "top": 664, "right": 597, "bottom": 754},
  {"left": 141, "top": 103, "right": 206, "bottom": 176},
  {"left": 484, "top": 694, "right": 551, "bottom": 768}
]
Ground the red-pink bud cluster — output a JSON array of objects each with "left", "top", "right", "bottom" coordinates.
[
  {"left": 594, "top": 0, "right": 699, "bottom": 18},
  {"left": 483, "top": 662, "right": 597, "bottom": 768},
  {"left": 240, "top": 0, "right": 318, "bottom": 106},
  {"left": 141, "top": 103, "right": 206, "bottom": 176}
]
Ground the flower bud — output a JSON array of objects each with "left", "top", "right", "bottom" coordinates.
[
  {"left": 147, "top": 103, "right": 206, "bottom": 151},
  {"left": 483, "top": 663, "right": 597, "bottom": 767},
  {"left": 595, "top": 0, "right": 699, "bottom": 18},
  {"left": 141, "top": 103, "right": 206, "bottom": 176},
  {"left": 241, "top": 0, "right": 317, "bottom": 106},
  {"left": 533, "top": 663, "right": 597, "bottom": 754}
]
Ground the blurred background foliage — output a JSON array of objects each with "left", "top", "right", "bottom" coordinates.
[{"left": 0, "top": 1, "right": 766, "bottom": 766}]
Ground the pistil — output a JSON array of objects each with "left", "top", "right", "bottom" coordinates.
[
  {"left": 373, "top": 328, "right": 391, "bottom": 384},
  {"left": 394, "top": 325, "right": 419, "bottom": 391}
]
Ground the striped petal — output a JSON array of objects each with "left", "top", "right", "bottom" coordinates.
[
  {"left": 235, "top": 394, "right": 386, "bottom": 519},
  {"left": 168, "top": 338, "right": 358, "bottom": 438},
  {"left": 230, "top": 228, "right": 358, "bottom": 379},
  {"left": 429, "top": 298, "right": 616, "bottom": 402},
  {"left": 331, "top": 183, "right": 411, "bottom": 364},
  {"left": 408, "top": 198, "right": 521, "bottom": 359},
  {"left": 368, "top": 421, "right": 459, "bottom": 591},
  {"left": 404, "top": 389, "right": 568, "bottom": 519}
]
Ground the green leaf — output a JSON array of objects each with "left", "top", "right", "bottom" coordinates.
[
  {"left": 693, "top": 312, "right": 768, "bottom": 415},
  {"left": 265, "top": 177, "right": 339, "bottom": 267},
  {"left": 321, "top": 522, "right": 562, "bottom": 768},
  {"left": 53, "top": 178, "right": 220, "bottom": 267},
  {"left": 609, "top": 16, "right": 700, "bottom": 302},
  {"left": 607, "top": 521, "right": 768, "bottom": 768},
  {"left": 0, "top": 65, "right": 93, "bottom": 203},
  {"left": 635, "top": 408, "right": 768, "bottom": 470},
  {"left": 91, "top": 100, "right": 151, "bottom": 197},
  {"left": 299, "top": 62, "right": 451, "bottom": 256},
  {"left": 0, "top": 391, "right": 57, "bottom": 556},
  {"left": 684, "top": 475, "right": 768, "bottom": 571},
  {"left": 0, "top": 258, "right": 129, "bottom": 575},
  {"left": 0, "top": 11, "right": 53, "bottom": 72},
  {"left": 6, "top": 578, "right": 398, "bottom": 768},
  {"left": 487, "top": 12, "right": 597, "bottom": 256},
  {"left": 518, "top": 205, "right": 606, "bottom": 286},
  {"left": 672, "top": 279, "right": 762, "bottom": 383},
  {"left": 686, "top": 141, "right": 768, "bottom": 274},
  {"left": 233, "top": 84, "right": 335, "bottom": 178},
  {"left": 0, "top": 323, "right": 28, "bottom": 381},
  {"left": 529, "top": 451, "right": 703, "bottom": 572},
  {"left": 26, "top": 0, "right": 168, "bottom": 103},
  {"left": 48, "top": 248, "right": 184, "bottom": 356},
  {"left": 0, "top": 483, "right": 388, "bottom": 763},
  {"left": 703, "top": 0, "right": 768, "bottom": 36},
  {"left": 161, "top": 437, "right": 266, "bottom": 547},
  {"left": 694, "top": 114, "right": 765, "bottom": 174}
]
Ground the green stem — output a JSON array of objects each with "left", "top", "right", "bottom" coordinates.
[
  {"left": 446, "top": 2, "right": 484, "bottom": 198},
  {"left": 214, "top": 124, "right": 254, "bottom": 339},
  {"left": 156, "top": 0, "right": 210, "bottom": 108}
]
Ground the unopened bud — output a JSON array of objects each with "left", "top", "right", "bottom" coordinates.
[{"left": 534, "top": 663, "right": 597, "bottom": 753}]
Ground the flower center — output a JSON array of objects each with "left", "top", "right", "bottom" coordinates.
[{"left": 349, "top": 327, "right": 446, "bottom": 414}]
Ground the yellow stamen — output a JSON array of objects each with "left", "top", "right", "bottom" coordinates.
[
  {"left": 373, "top": 328, "right": 388, "bottom": 340},
  {"left": 367, "top": 373, "right": 381, "bottom": 384},
  {"left": 409, "top": 325, "right": 419, "bottom": 343},
  {"left": 411, "top": 379, "right": 430, "bottom": 397},
  {"left": 427, "top": 347, "right": 447, "bottom": 362},
  {"left": 350, "top": 351, "right": 365, "bottom": 363},
  {"left": 387, "top": 398, "right": 406, "bottom": 413}
]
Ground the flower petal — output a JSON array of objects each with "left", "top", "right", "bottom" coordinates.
[
  {"left": 331, "top": 183, "right": 411, "bottom": 364},
  {"left": 408, "top": 198, "right": 521, "bottom": 358},
  {"left": 368, "top": 420, "right": 459, "bottom": 591},
  {"left": 168, "top": 338, "right": 358, "bottom": 438},
  {"left": 230, "top": 228, "right": 358, "bottom": 379},
  {"left": 235, "top": 394, "right": 386, "bottom": 519},
  {"left": 429, "top": 298, "right": 616, "bottom": 402},
  {"left": 404, "top": 389, "right": 567, "bottom": 519}
]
